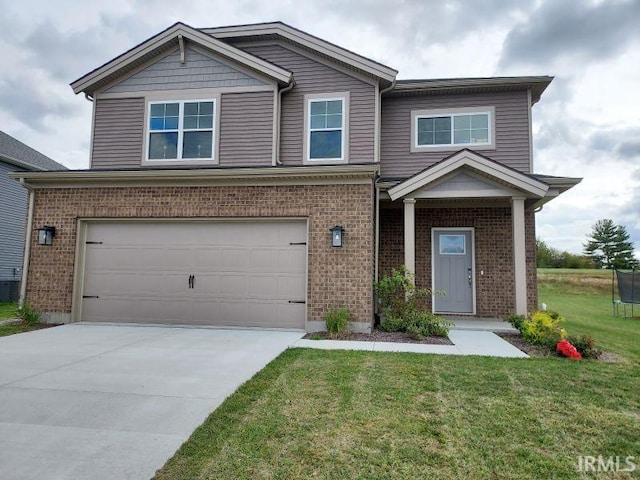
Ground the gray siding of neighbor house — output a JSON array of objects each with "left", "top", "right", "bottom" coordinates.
[
  {"left": 242, "top": 43, "right": 377, "bottom": 165},
  {"left": 104, "top": 46, "right": 267, "bottom": 94},
  {"left": 380, "top": 90, "right": 531, "bottom": 179},
  {"left": 219, "top": 91, "right": 274, "bottom": 166},
  {"left": 0, "top": 161, "right": 28, "bottom": 281},
  {"left": 91, "top": 97, "right": 145, "bottom": 169}
]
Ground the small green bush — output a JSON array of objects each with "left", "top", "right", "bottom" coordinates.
[
  {"left": 379, "top": 314, "right": 406, "bottom": 332},
  {"left": 520, "top": 311, "right": 566, "bottom": 345},
  {"left": 404, "top": 311, "right": 452, "bottom": 338},
  {"left": 16, "top": 303, "right": 42, "bottom": 326},
  {"left": 504, "top": 313, "right": 526, "bottom": 330},
  {"left": 324, "top": 307, "right": 350, "bottom": 337},
  {"left": 566, "top": 334, "right": 601, "bottom": 359}
]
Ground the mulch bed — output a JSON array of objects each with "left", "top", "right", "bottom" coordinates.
[
  {"left": 303, "top": 329, "right": 453, "bottom": 345},
  {"left": 496, "top": 331, "right": 622, "bottom": 362}
]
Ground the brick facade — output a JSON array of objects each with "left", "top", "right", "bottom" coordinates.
[
  {"left": 26, "top": 183, "right": 375, "bottom": 328},
  {"left": 379, "top": 204, "right": 537, "bottom": 317}
]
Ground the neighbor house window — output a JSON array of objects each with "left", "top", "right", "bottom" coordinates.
[
  {"left": 411, "top": 107, "right": 494, "bottom": 151},
  {"left": 147, "top": 99, "right": 216, "bottom": 161},
  {"left": 304, "top": 93, "right": 349, "bottom": 163}
]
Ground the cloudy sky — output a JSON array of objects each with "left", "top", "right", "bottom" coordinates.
[{"left": 1, "top": 0, "right": 639, "bottom": 257}]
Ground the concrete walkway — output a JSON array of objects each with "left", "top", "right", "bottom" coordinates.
[
  {"left": 0, "top": 324, "right": 304, "bottom": 480},
  {"left": 292, "top": 320, "right": 527, "bottom": 358}
]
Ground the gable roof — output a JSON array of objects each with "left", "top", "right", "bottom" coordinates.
[
  {"left": 71, "top": 22, "right": 293, "bottom": 96},
  {"left": 388, "top": 76, "right": 553, "bottom": 104},
  {"left": 203, "top": 21, "right": 398, "bottom": 84},
  {"left": 0, "top": 131, "right": 67, "bottom": 171},
  {"left": 387, "top": 149, "right": 549, "bottom": 201}
]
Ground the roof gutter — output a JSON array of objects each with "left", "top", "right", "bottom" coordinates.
[
  {"left": 275, "top": 77, "right": 296, "bottom": 166},
  {"left": 8, "top": 164, "right": 379, "bottom": 189},
  {"left": 18, "top": 179, "right": 34, "bottom": 308}
]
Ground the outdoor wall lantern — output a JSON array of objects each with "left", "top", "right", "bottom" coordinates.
[
  {"left": 37, "top": 226, "right": 56, "bottom": 246},
  {"left": 330, "top": 225, "right": 344, "bottom": 248}
]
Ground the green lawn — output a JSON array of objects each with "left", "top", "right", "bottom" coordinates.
[
  {"left": 154, "top": 269, "right": 640, "bottom": 480},
  {"left": 0, "top": 301, "right": 50, "bottom": 337},
  {"left": 0, "top": 302, "right": 18, "bottom": 320}
]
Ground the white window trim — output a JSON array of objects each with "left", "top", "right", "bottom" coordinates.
[
  {"left": 303, "top": 92, "right": 350, "bottom": 165},
  {"left": 411, "top": 106, "right": 495, "bottom": 153},
  {"left": 142, "top": 95, "right": 220, "bottom": 166}
]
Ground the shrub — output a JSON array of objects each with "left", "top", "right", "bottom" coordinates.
[
  {"left": 16, "top": 303, "right": 42, "bottom": 326},
  {"left": 324, "top": 307, "right": 350, "bottom": 337},
  {"left": 404, "top": 311, "right": 452, "bottom": 339},
  {"left": 566, "top": 334, "right": 601, "bottom": 359},
  {"left": 379, "top": 315, "right": 406, "bottom": 333},
  {"left": 504, "top": 313, "right": 526, "bottom": 331},
  {"left": 520, "top": 311, "right": 566, "bottom": 346}
]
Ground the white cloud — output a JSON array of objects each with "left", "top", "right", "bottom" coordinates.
[{"left": 0, "top": 0, "right": 638, "bottom": 258}]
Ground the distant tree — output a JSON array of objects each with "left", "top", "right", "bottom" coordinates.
[
  {"left": 537, "top": 238, "right": 595, "bottom": 269},
  {"left": 583, "top": 219, "right": 639, "bottom": 269}
]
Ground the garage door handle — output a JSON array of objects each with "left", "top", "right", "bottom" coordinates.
[
  {"left": 192, "top": 275, "right": 195, "bottom": 289},
  {"left": 188, "top": 275, "right": 194, "bottom": 289},
  {"left": 288, "top": 300, "right": 306, "bottom": 304}
]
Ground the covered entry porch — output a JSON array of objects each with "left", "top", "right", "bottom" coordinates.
[{"left": 378, "top": 150, "right": 551, "bottom": 317}]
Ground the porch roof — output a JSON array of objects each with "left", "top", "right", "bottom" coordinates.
[{"left": 386, "top": 150, "right": 550, "bottom": 201}]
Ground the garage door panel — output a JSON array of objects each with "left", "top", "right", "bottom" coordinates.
[
  {"left": 279, "top": 249, "right": 307, "bottom": 272},
  {"left": 81, "top": 221, "right": 306, "bottom": 329},
  {"left": 193, "top": 248, "right": 223, "bottom": 271}
]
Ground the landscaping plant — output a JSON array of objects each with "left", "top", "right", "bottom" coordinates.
[
  {"left": 324, "top": 307, "right": 351, "bottom": 338},
  {"left": 16, "top": 302, "right": 42, "bottom": 326},
  {"left": 375, "top": 266, "right": 450, "bottom": 337}
]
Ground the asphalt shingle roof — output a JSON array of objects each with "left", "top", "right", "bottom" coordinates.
[{"left": 0, "top": 131, "right": 67, "bottom": 171}]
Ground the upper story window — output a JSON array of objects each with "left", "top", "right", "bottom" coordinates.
[
  {"left": 304, "top": 92, "right": 349, "bottom": 164},
  {"left": 411, "top": 107, "right": 495, "bottom": 152},
  {"left": 146, "top": 99, "right": 217, "bottom": 162}
]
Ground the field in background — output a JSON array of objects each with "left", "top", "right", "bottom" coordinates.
[{"left": 538, "top": 268, "right": 639, "bottom": 362}]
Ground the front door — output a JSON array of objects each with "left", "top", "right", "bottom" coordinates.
[{"left": 433, "top": 229, "right": 474, "bottom": 314}]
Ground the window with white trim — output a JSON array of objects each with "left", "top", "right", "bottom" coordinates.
[
  {"left": 147, "top": 99, "right": 215, "bottom": 161},
  {"left": 307, "top": 96, "right": 346, "bottom": 161},
  {"left": 413, "top": 108, "right": 493, "bottom": 149}
]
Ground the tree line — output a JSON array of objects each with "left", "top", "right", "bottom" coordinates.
[{"left": 537, "top": 219, "right": 638, "bottom": 270}]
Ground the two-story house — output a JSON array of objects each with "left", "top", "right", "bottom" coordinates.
[
  {"left": 1, "top": 131, "right": 66, "bottom": 302},
  {"left": 11, "top": 22, "right": 580, "bottom": 332}
]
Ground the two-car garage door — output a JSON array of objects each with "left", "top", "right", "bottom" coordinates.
[{"left": 80, "top": 220, "right": 307, "bottom": 329}]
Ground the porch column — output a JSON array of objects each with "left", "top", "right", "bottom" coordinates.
[
  {"left": 512, "top": 196, "right": 527, "bottom": 315},
  {"left": 403, "top": 198, "right": 416, "bottom": 275}
]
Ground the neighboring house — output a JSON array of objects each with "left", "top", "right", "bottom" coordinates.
[
  {"left": 0, "top": 131, "right": 66, "bottom": 302},
  {"left": 10, "top": 22, "right": 580, "bottom": 330}
]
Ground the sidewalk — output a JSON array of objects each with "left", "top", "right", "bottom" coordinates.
[{"left": 291, "top": 323, "right": 527, "bottom": 358}]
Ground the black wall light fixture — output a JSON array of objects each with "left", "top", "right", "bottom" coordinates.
[
  {"left": 37, "top": 226, "right": 56, "bottom": 246},
  {"left": 330, "top": 225, "right": 344, "bottom": 247}
]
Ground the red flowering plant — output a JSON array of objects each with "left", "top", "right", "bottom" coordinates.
[{"left": 557, "top": 339, "right": 582, "bottom": 360}]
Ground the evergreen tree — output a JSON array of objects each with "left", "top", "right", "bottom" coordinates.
[{"left": 583, "top": 219, "right": 639, "bottom": 269}]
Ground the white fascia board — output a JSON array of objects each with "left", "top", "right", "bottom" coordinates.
[
  {"left": 71, "top": 23, "right": 292, "bottom": 94},
  {"left": 8, "top": 164, "right": 379, "bottom": 188},
  {"left": 205, "top": 23, "right": 397, "bottom": 82},
  {"left": 388, "top": 151, "right": 548, "bottom": 201}
]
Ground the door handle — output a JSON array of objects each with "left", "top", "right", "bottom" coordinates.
[
  {"left": 188, "top": 274, "right": 194, "bottom": 289},
  {"left": 192, "top": 275, "right": 195, "bottom": 289},
  {"left": 467, "top": 267, "right": 472, "bottom": 286}
]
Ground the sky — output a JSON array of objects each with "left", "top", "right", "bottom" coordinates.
[{"left": 1, "top": 0, "right": 639, "bottom": 257}]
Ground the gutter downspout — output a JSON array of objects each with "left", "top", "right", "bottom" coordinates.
[
  {"left": 275, "top": 78, "right": 296, "bottom": 166},
  {"left": 19, "top": 179, "right": 34, "bottom": 308},
  {"left": 374, "top": 80, "right": 396, "bottom": 283}
]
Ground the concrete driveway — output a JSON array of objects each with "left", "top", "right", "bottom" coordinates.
[{"left": 0, "top": 323, "right": 303, "bottom": 480}]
